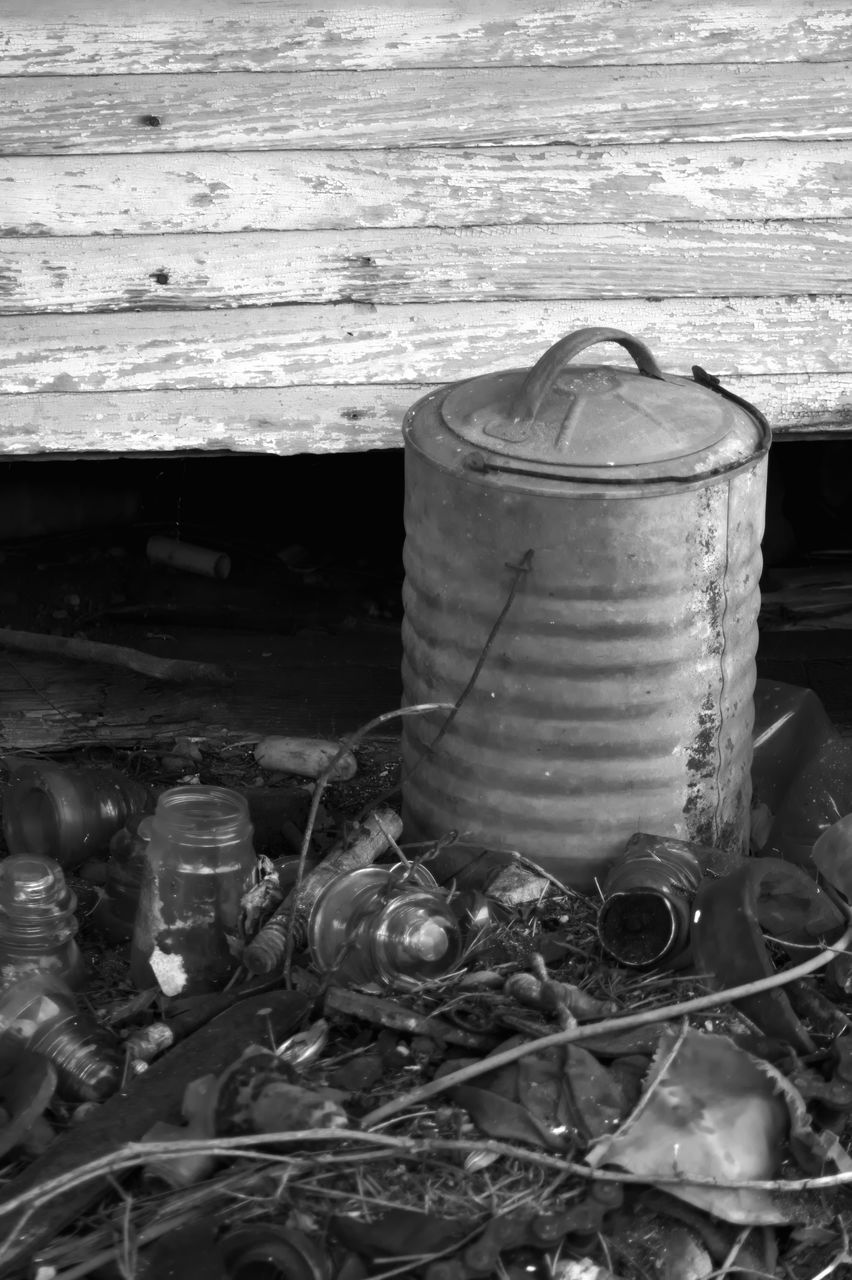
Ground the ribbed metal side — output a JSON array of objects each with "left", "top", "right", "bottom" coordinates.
[{"left": 401, "top": 445, "right": 767, "bottom": 889}]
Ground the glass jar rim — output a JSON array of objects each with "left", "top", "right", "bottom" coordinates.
[
  {"left": 155, "top": 785, "right": 248, "bottom": 819},
  {"left": 151, "top": 786, "right": 252, "bottom": 843}
]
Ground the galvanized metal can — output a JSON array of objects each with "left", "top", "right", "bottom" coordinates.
[{"left": 400, "top": 328, "right": 770, "bottom": 888}]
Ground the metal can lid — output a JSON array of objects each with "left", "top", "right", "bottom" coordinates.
[{"left": 428, "top": 327, "right": 768, "bottom": 483}]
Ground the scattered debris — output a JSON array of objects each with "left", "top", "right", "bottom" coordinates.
[
  {"left": 0, "top": 682, "right": 851, "bottom": 1280},
  {"left": 243, "top": 803, "right": 404, "bottom": 976}
]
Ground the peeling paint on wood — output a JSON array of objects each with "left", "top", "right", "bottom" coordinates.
[
  {"left": 2, "top": 1, "right": 850, "bottom": 74},
  {"left": 0, "top": 375, "right": 848, "bottom": 458},
  {"left": 3, "top": 143, "right": 849, "bottom": 236},
  {"left": 2, "top": 64, "right": 850, "bottom": 156},
  {"left": 2, "top": 2, "right": 850, "bottom": 455},
  {"left": 2, "top": 222, "right": 851, "bottom": 313},
  {"left": 2, "top": 297, "right": 850, "bottom": 396}
]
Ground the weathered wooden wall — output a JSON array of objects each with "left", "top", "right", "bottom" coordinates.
[{"left": 1, "top": 1, "right": 850, "bottom": 455}]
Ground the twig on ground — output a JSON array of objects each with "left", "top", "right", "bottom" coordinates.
[
  {"left": 323, "top": 986, "right": 495, "bottom": 1051},
  {"left": 373, "top": 810, "right": 411, "bottom": 868},
  {"left": 9, "top": 1121, "right": 852, "bottom": 1254},
  {"left": 0, "top": 627, "right": 232, "bottom": 685}
]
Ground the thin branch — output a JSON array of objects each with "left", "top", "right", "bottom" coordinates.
[
  {"left": 9, "top": 1122, "right": 852, "bottom": 1257},
  {"left": 361, "top": 916, "right": 852, "bottom": 1127},
  {"left": 0, "top": 627, "right": 232, "bottom": 685}
]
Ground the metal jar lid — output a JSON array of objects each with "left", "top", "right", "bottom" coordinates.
[{"left": 405, "top": 327, "right": 770, "bottom": 487}]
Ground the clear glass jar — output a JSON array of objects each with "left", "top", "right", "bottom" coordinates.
[
  {"left": 129, "top": 786, "right": 257, "bottom": 997},
  {"left": 0, "top": 855, "right": 86, "bottom": 989},
  {"left": 0, "top": 973, "right": 122, "bottom": 1102}
]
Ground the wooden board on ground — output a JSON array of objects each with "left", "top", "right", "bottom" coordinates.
[{"left": 0, "top": 625, "right": 403, "bottom": 751}]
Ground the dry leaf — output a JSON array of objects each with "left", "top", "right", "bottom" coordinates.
[{"left": 586, "top": 1027, "right": 792, "bottom": 1224}]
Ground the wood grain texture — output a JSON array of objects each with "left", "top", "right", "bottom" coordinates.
[
  {"left": 2, "top": 1, "right": 849, "bottom": 74},
  {"left": 2, "top": 4, "right": 850, "bottom": 454},
  {"left": 2, "top": 298, "right": 850, "bottom": 396},
  {"left": 5, "top": 142, "right": 849, "bottom": 236},
  {"left": 2, "top": 64, "right": 849, "bottom": 156},
  {"left": 0, "top": 375, "right": 849, "bottom": 458},
  {"left": 3, "top": 222, "right": 851, "bottom": 313}
]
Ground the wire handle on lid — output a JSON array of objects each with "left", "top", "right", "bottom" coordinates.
[{"left": 511, "top": 326, "right": 667, "bottom": 426}]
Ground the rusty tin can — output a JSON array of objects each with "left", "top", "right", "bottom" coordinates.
[{"left": 401, "top": 328, "right": 769, "bottom": 887}]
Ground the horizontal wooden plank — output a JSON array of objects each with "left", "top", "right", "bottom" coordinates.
[
  {"left": 2, "top": 65, "right": 849, "bottom": 155},
  {"left": 2, "top": 1, "right": 849, "bottom": 74},
  {"left": 0, "top": 374, "right": 849, "bottom": 457},
  {"left": 3, "top": 222, "right": 851, "bottom": 312},
  {"left": 2, "top": 298, "right": 850, "bottom": 395},
  {"left": 3, "top": 142, "right": 850, "bottom": 235},
  {"left": 0, "top": 385, "right": 419, "bottom": 454}
]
